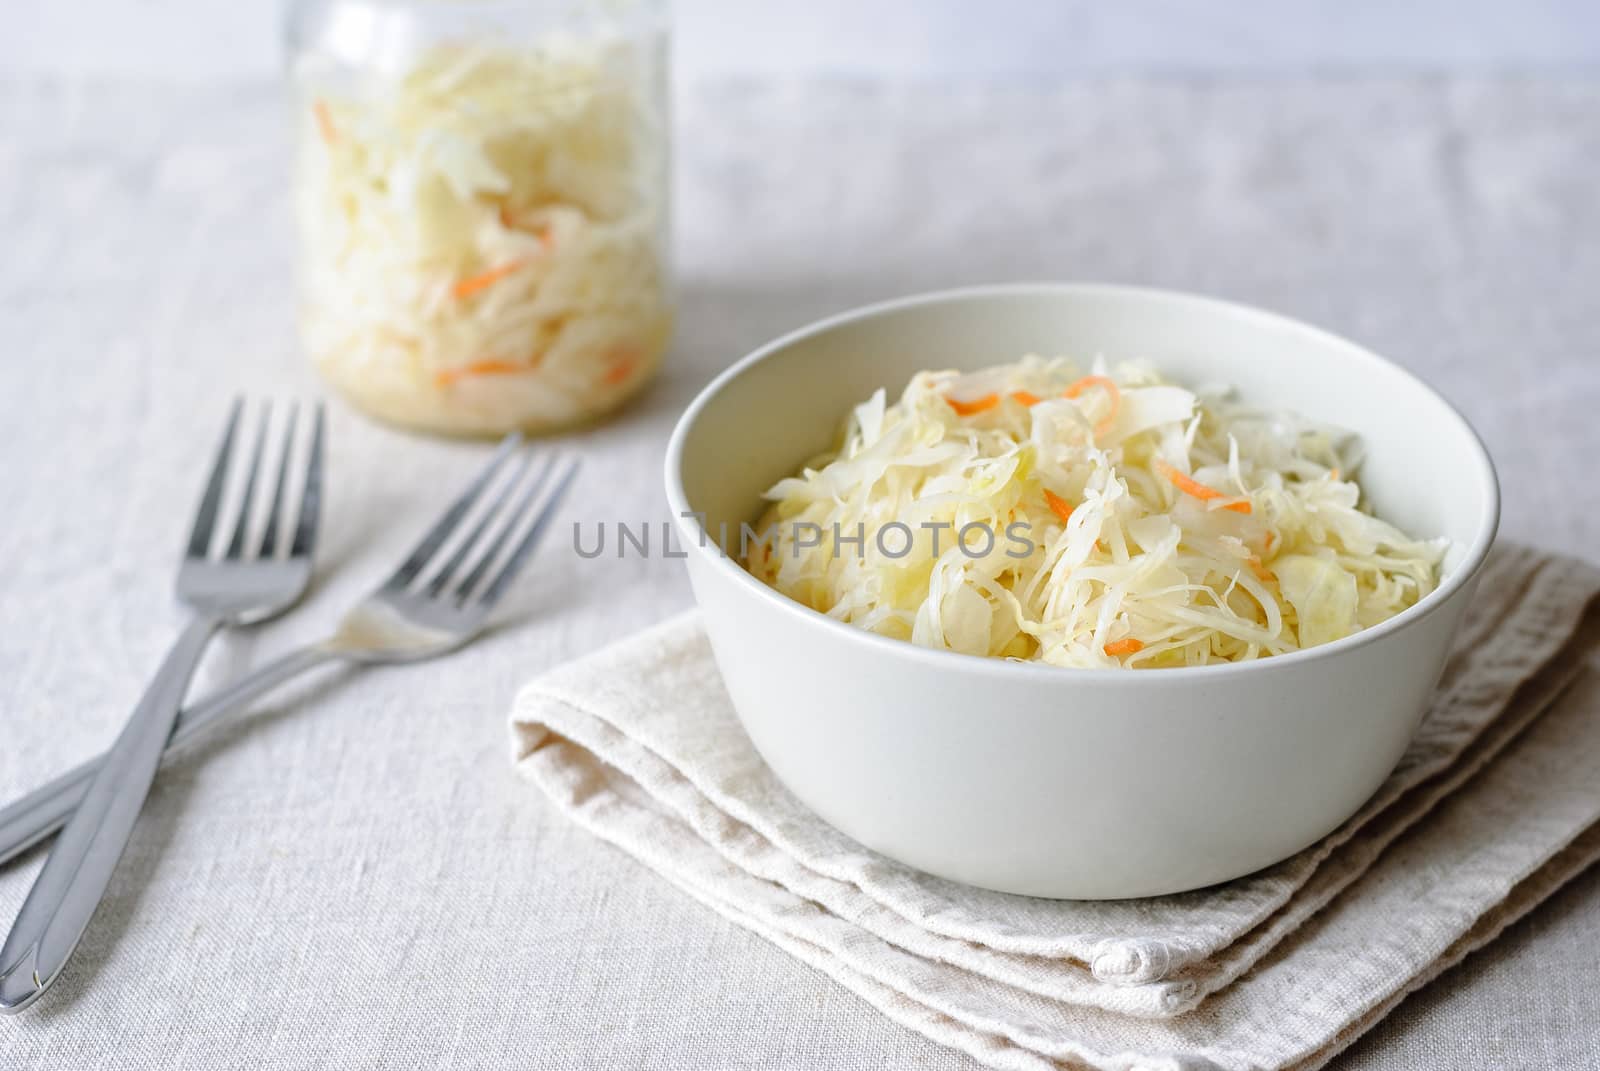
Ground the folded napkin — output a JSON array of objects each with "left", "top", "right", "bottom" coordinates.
[{"left": 511, "top": 545, "right": 1600, "bottom": 1071}]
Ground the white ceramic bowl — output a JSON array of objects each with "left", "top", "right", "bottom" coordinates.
[{"left": 665, "top": 284, "right": 1498, "bottom": 899}]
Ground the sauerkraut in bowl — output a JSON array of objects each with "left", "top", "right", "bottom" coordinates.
[
  {"left": 292, "top": 15, "right": 670, "bottom": 436},
  {"left": 743, "top": 356, "right": 1445, "bottom": 669},
  {"left": 669, "top": 286, "right": 1498, "bottom": 895}
]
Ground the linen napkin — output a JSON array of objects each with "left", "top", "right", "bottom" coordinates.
[{"left": 510, "top": 545, "right": 1600, "bottom": 1070}]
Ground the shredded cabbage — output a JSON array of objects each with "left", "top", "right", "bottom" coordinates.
[
  {"left": 294, "top": 36, "right": 670, "bottom": 436},
  {"left": 744, "top": 356, "right": 1444, "bottom": 668}
]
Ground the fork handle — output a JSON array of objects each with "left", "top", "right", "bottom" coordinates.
[
  {"left": 0, "top": 616, "right": 223, "bottom": 1012},
  {"left": 0, "top": 644, "right": 340, "bottom": 869}
]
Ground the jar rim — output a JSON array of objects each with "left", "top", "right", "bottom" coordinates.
[{"left": 286, "top": 0, "right": 669, "bottom": 66}]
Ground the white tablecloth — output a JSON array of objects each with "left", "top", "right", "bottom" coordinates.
[{"left": 1, "top": 76, "right": 1597, "bottom": 1069}]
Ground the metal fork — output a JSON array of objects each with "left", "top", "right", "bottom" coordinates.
[
  {"left": 0, "top": 433, "right": 576, "bottom": 875},
  {"left": 0, "top": 400, "right": 323, "bottom": 1013}
]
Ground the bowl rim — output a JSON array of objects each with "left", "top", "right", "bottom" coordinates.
[{"left": 664, "top": 282, "right": 1501, "bottom": 683}]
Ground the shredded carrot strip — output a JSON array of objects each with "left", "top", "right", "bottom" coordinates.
[
  {"left": 313, "top": 100, "right": 339, "bottom": 146},
  {"left": 1043, "top": 489, "right": 1074, "bottom": 525},
  {"left": 1330, "top": 467, "right": 1342, "bottom": 481},
  {"left": 1245, "top": 555, "right": 1277, "bottom": 583},
  {"left": 1155, "top": 460, "right": 1253, "bottom": 514},
  {"left": 1011, "top": 390, "right": 1042, "bottom": 407},
  {"left": 1063, "top": 375, "right": 1121, "bottom": 436},
  {"left": 451, "top": 260, "right": 526, "bottom": 301},
  {"left": 600, "top": 345, "right": 641, "bottom": 387},
  {"left": 433, "top": 359, "right": 529, "bottom": 387},
  {"left": 947, "top": 393, "right": 1000, "bottom": 416},
  {"left": 1264, "top": 530, "right": 1277, "bottom": 553},
  {"left": 498, "top": 206, "right": 557, "bottom": 249},
  {"left": 1104, "top": 637, "right": 1144, "bottom": 656}
]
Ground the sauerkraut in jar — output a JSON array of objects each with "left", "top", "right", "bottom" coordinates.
[{"left": 288, "top": 0, "right": 670, "bottom": 436}]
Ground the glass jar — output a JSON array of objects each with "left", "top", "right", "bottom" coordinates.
[{"left": 286, "top": 0, "right": 671, "bottom": 437}]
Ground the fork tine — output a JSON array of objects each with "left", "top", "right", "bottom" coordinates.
[
  {"left": 224, "top": 402, "right": 271, "bottom": 559},
  {"left": 382, "top": 433, "right": 522, "bottom": 590},
  {"left": 289, "top": 402, "right": 326, "bottom": 560},
  {"left": 473, "top": 456, "right": 579, "bottom": 608},
  {"left": 451, "top": 455, "right": 556, "bottom": 601},
  {"left": 258, "top": 402, "right": 299, "bottom": 557},
  {"left": 186, "top": 398, "right": 244, "bottom": 559},
  {"left": 422, "top": 452, "right": 537, "bottom": 598}
]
